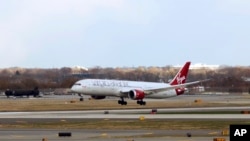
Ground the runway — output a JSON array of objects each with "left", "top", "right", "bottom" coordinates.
[
  {"left": 0, "top": 129, "right": 228, "bottom": 141},
  {"left": 2, "top": 95, "right": 248, "bottom": 141},
  {"left": 1, "top": 107, "right": 250, "bottom": 119},
  {"left": 0, "top": 108, "right": 235, "bottom": 141}
]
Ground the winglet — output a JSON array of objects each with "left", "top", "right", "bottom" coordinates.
[{"left": 170, "top": 62, "right": 191, "bottom": 86}]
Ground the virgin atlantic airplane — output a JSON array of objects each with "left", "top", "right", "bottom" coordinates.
[{"left": 71, "top": 62, "right": 206, "bottom": 105}]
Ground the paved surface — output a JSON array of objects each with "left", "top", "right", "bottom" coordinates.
[
  {"left": 0, "top": 129, "right": 229, "bottom": 141},
  {"left": 0, "top": 106, "right": 240, "bottom": 141},
  {"left": 0, "top": 106, "right": 250, "bottom": 119},
  {"left": 0, "top": 112, "right": 250, "bottom": 119},
  {"left": 1, "top": 94, "right": 248, "bottom": 141}
]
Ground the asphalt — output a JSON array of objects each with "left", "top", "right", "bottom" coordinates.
[
  {"left": 0, "top": 107, "right": 241, "bottom": 141},
  {"left": 0, "top": 106, "right": 250, "bottom": 119},
  {"left": 0, "top": 129, "right": 229, "bottom": 141},
  {"left": 1, "top": 94, "right": 249, "bottom": 141}
]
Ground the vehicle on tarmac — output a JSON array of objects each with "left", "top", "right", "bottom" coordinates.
[{"left": 5, "top": 87, "right": 41, "bottom": 98}]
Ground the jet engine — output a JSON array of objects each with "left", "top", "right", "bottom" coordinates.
[
  {"left": 175, "top": 87, "right": 186, "bottom": 95},
  {"left": 91, "top": 95, "right": 106, "bottom": 100},
  {"left": 128, "top": 90, "right": 145, "bottom": 100}
]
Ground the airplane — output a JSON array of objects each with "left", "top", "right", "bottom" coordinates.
[{"left": 70, "top": 62, "right": 207, "bottom": 105}]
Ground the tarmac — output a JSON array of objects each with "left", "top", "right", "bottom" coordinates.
[
  {"left": 0, "top": 129, "right": 229, "bottom": 141},
  {"left": 1, "top": 94, "right": 250, "bottom": 141}
]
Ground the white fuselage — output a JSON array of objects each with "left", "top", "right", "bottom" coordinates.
[{"left": 71, "top": 79, "right": 178, "bottom": 99}]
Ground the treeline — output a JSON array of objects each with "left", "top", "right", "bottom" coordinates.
[{"left": 0, "top": 66, "right": 249, "bottom": 92}]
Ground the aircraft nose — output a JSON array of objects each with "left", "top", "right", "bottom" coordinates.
[{"left": 71, "top": 84, "right": 81, "bottom": 93}]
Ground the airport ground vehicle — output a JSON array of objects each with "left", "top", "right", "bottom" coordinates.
[{"left": 5, "top": 87, "right": 40, "bottom": 98}]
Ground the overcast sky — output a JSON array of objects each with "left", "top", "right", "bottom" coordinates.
[{"left": 0, "top": 0, "right": 250, "bottom": 68}]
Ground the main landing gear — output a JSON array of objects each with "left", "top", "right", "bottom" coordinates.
[
  {"left": 118, "top": 97, "right": 127, "bottom": 105},
  {"left": 137, "top": 100, "right": 146, "bottom": 105},
  {"left": 118, "top": 98, "right": 146, "bottom": 106}
]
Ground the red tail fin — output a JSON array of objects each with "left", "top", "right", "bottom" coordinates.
[
  {"left": 170, "top": 62, "right": 191, "bottom": 85},
  {"left": 170, "top": 62, "right": 191, "bottom": 95}
]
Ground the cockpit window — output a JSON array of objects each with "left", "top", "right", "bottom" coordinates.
[{"left": 74, "top": 83, "right": 81, "bottom": 86}]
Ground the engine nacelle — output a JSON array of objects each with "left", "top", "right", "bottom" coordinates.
[
  {"left": 128, "top": 90, "right": 145, "bottom": 100},
  {"left": 91, "top": 95, "right": 106, "bottom": 100},
  {"left": 175, "top": 87, "right": 186, "bottom": 95}
]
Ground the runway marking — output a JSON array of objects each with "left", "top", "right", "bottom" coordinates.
[
  {"left": 101, "top": 133, "right": 107, "bottom": 136},
  {"left": 11, "top": 135, "right": 25, "bottom": 138},
  {"left": 208, "top": 131, "right": 218, "bottom": 135},
  {"left": 144, "top": 132, "right": 153, "bottom": 135},
  {"left": 15, "top": 120, "right": 27, "bottom": 123}
]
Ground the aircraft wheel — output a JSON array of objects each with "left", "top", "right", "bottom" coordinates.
[
  {"left": 121, "top": 101, "right": 127, "bottom": 105},
  {"left": 139, "top": 101, "right": 146, "bottom": 105}
]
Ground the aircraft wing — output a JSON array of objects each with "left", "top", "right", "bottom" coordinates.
[
  {"left": 119, "top": 79, "right": 210, "bottom": 96},
  {"left": 144, "top": 79, "right": 210, "bottom": 95}
]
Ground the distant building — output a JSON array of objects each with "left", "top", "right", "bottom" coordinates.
[
  {"left": 242, "top": 77, "right": 250, "bottom": 82},
  {"left": 72, "top": 66, "right": 88, "bottom": 71},
  {"left": 71, "top": 66, "right": 88, "bottom": 74},
  {"left": 174, "top": 63, "right": 219, "bottom": 70}
]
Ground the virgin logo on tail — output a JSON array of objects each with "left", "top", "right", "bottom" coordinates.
[
  {"left": 170, "top": 62, "right": 190, "bottom": 85},
  {"left": 176, "top": 73, "right": 186, "bottom": 84}
]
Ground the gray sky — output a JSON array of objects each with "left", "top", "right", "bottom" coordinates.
[{"left": 0, "top": 0, "right": 250, "bottom": 68}]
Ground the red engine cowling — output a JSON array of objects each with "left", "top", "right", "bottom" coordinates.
[
  {"left": 175, "top": 87, "right": 186, "bottom": 95},
  {"left": 91, "top": 95, "right": 106, "bottom": 100},
  {"left": 128, "top": 90, "right": 145, "bottom": 100}
]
